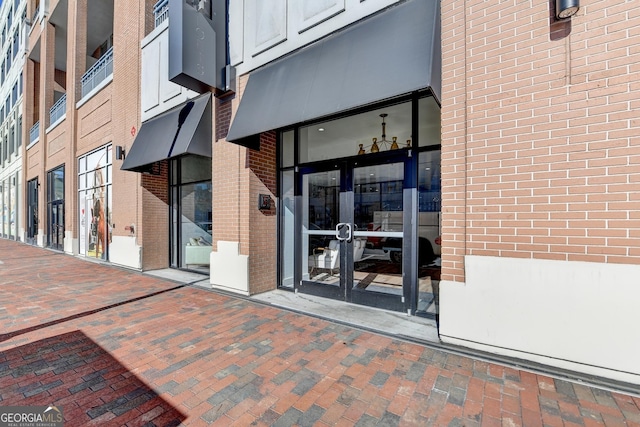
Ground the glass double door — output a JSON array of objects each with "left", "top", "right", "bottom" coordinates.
[
  {"left": 298, "top": 156, "right": 408, "bottom": 312},
  {"left": 47, "top": 166, "right": 65, "bottom": 251},
  {"left": 48, "top": 200, "right": 64, "bottom": 251},
  {"left": 27, "top": 178, "right": 39, "bottom": 244}
]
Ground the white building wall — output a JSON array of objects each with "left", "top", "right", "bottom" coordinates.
[
  {"left": 440, "top": 256, "right": 640, "bottom": 386},
  {"left": 229, "top": 0, "right": 401, "bottom": 75},
  {"left": 140, "top": 21, "right": 198, "bottom": 122},
  {"left": 0, "top": 0, "right": 27, "bottom": 242}
]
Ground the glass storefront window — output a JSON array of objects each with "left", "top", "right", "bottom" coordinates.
[
  {"left": 278, "top": 93, "right": 442, "bottom": 316},
  {"left": 47, "top": 165, "right": 65, "bottom": 251},
  {"left": 78, "top": 146, "right": 112, "bottom": 260},
  {"left": 15, "top": 171, "right": 21, "bottom": 240},
  {"left": 419, "top": 96, "right": 441, "bottom": 147},
  {"left": 280, "top": 170, "right": 295, "bottom": 288},
  {"left": 170, "top": 155, "right": 213, "bottom": 271},
  {"left": 179, "top": 181, "right": 212, "bottom": 251},
  {"left": 417, "top": 150, "right": 441, "bottom": 318},
  {"left": 27, "top": 178, "right": 38, "bottom": 243},
  {"left": 281, "top": 130, "right": 294, "bottom": 167},
  {"left": 52, "top": 169, "right": 64, "bottom": 201},
  {"left": 1, "top": 179, "right": 7, "bottom": 237},
  {"left": 299, "top": 101, "right": 412, "bottom": 164},
  {"left": 181, "top": 155, "right": 212, "bottom": 184},
  {"left": 418, "top": 151, "right": 441, "bottom": 213},
  {"left": 353, "top": 163, "right": 404, "bottom": 231},
  {"left": 8, "top": 174, "right": 14, "bottom": 239}
]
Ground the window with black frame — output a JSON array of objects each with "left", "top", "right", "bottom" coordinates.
[
  {"left": 170, "top": 155, "right": 212, "bottom": 271},
  {"left": 277, "top": 94, "right": 442, "bottom": 316},
  {"left": 47, "top": 165, "right": 64, "bottom": 250}
]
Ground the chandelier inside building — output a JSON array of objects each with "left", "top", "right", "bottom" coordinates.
[{"left": 357, "top": 113, "right": 410, "bottom": 155}]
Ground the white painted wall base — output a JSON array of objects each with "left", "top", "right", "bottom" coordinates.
[
  {"left": 37, "top": 230, "right": 44, "bottom": 247},
  {"left": 108, "top": 236, "right": 142, "bottom": 270},
  {"left": 64, "top": 232, "right": 76, "bottom": 255},
  {"left": 210, "top": 241, "right": 249, "bottom": 295},
  {"left": 439, "top": 255, "right": 640, "bottom": 385}
]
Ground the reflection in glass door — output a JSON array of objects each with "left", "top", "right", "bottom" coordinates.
[
  {"left": 300, "top": 168, "right": 342, "bottom": 298},
  {"left": 47, "top": 166, "right": 64, "bottom": 251},
  {"left": 280, "top": 94, "right": 442, "bottom": 315},
  {"left": 298, "top": 159, "right": 408, "bottom": 312},
  {"left": 350, "top": 162, "right": 405, "bottom": 311},
  {"left": 49, "top": 201, "right": 64, "bottom": 250},
  {"left": 416, "top": 150, "right": 442, "bottom": 319},
  {"left": 27, "top": 178, "right": 38, "bottom": 244}
]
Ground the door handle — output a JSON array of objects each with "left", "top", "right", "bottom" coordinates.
[{"left": 335, "top": 223, "right": 352, "bottom": 243}]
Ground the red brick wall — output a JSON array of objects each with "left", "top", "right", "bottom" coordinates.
[
  {"left": 111, "top": 0, "right": 149, "bottom": 267},
  {"left": 54, "top": 69, "right": 66, "bottom": 90},
  {"left": 30, "top": 62, "right": 40, "bottom": 125},
  {"left": 213, "top": 77, "right": 247, "bottom": 252},
  {"left": 23, "top": 0, "right": 152, "bottom": 265},
  {"left": 143, "top": 0, "right": 156, "bottom": 37},
  {"left": 214, "top": 72, "right": 277, "bottom": 294},
  {"left": 141, "top": 161, "right": 169, "bottom": 269},
  {"left": 441, "top": 0, "right": 640, "bottom": 282},
  {"left": 247, "top": 131, "right": 277, "bottom": 294},
  {"left": 212, "top": 133, "right": 244, "bottom": 251},
  {"left": 440, "top": 0, "right": 467, "bottom": 283},
  {"left": 216, "top": 96, "right": 232, "bottom": 142}
]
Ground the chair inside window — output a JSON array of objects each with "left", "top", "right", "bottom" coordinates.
[
  {"left": 309, "top": 238, "right": 371, "bottom": 276},
  {"left": 309, "top": 239, "right": 340, "bottom": 276}
]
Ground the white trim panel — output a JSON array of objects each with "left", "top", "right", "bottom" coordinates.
[
  {"left": 439, "top": 255, "right": 640, "bottom": 385},
  {"left": 210, "top": 241, "right": 249, "bottom": 295},
  {"left": 109, "top": 235, "right": 142, "bottom": 270}
]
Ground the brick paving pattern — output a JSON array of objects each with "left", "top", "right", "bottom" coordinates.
[{"left": 0, "top": 239, "right": 639, "bottom": 426}]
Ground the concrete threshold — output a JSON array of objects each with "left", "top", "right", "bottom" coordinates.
[
  {"left": 144, "top": 269, "right": 439, "bottom": 343},
  {"left": 251, "top": 288, "right": 440, "bottom": 343}
]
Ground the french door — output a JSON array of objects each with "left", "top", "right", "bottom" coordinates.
[{"left": 296, "top": 152, "right": 411, "bottom": 312}]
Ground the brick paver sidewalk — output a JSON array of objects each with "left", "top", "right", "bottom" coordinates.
[{"left": 0, "top": 239, "right": 638, "bottom": 426}]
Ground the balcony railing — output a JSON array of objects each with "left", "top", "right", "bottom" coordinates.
[
  {"left": 154, "top": 0, "right": 169, "bottom": 28},
  {"left": 29, "top": 121, "right": 39, "bottom": 144},
  {"left": 81, "top": 46, "right": 114, "bottom": 98},
  {"left": 50, "top": 94, "right": 66, "bottom": 124}
]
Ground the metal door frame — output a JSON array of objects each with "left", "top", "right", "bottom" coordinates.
[
  {"left": 294, "top": 151, "right": 413, "bottom": 312},
  {"left": 26, "top": 178, "right": 38, "bottom": 244},
  {"left": 46, "top": 166, "right": 65, "bottom": 251}
]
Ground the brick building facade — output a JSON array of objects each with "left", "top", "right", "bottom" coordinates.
[
  {"left": 439, "top": 0, "right": 640, "bottom": 384},
  {"left": 9, "top": 0, "right": 639, "bottom": 387}
]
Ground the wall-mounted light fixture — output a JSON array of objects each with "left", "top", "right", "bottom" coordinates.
[
  {"left": 115, "top": 145, "right": 126, "bottom": 160},
  {"left": 556, "top": 0, "right": 579, "bottom": 19}
]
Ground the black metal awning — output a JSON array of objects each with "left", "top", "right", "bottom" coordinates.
[
  {"left": 225, "top": 0, "right": 441, "bottom": 148},
  {"left": 121, "top": 92, "right": 212, "bottom": 172}
]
